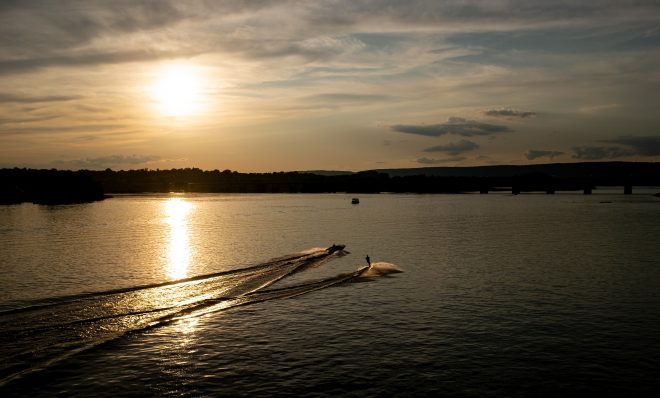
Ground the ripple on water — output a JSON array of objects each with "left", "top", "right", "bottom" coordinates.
[{"left": 1, "top": 193, "right": 660, "bottom": 396}]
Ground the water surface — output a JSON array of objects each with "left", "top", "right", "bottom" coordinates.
[{"left": 1, "top": 192, "right": 659, "bottom": 396}]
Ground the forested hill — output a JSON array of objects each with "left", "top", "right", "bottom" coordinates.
[
  {"left": 1, "top": 162, "right": 659, "bottom": 205},
  {"left": 370, "top": 162, "right": 660, "bottom": 179}
]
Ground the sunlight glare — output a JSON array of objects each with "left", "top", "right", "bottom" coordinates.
[
  {"left": 164, "top": 198, "right": 193, "bottom": 279},
  {"left": 150, "top": 64, "right": 206, "bottom": 117},
  {"left": 175, "top": 317, "right": 200, "bottom": 337}
]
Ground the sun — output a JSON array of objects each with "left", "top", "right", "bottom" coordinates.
[{"left": 149, "top": 64, "right": 206, "bottom": 117}]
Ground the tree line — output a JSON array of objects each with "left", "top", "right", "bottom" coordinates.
[{"left": 1, "top": 163, "right": 659, "bottom": 205}]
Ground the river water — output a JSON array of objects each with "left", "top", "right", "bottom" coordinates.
[{"left": 1, "top": 191, "right": 659, "bottom": 396}]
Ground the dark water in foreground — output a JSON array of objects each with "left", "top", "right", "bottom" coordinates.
[{"left": 1, "top": 192, "right": 659, "bottom": 396}]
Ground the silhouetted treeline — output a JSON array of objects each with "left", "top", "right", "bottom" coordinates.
[
  {"left": 1, "top": 162, "right": 659, "bottom": 205},
  {"left": 0, "top": 168, "right": 105, "bottom": 205},
  {"left": 90, "top": 168, "right": 390, "bottom": 194},
  {"left": 88, "top": 168, "right": 554, "bottom": 194},
  {"left": 87, "top": 163, "right": 660, "bottom": 194}
]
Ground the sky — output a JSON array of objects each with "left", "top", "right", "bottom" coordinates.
[{"left": 1, "top": 0, "right": 660, "bottom": 172}]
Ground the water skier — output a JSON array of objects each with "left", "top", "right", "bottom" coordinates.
[{"left": 365, "top": 255, "right": 371, "bottom": 267}]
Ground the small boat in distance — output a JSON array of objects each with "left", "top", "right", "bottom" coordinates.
[{"left": 352, "top": 198, "right": 360, "bottom": 204}]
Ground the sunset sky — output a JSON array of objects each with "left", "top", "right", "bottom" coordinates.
[{"left": 1, "top": 1, "right": 660, "bottom": 172}]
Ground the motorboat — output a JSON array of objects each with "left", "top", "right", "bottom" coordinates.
[{"left": 327, "top": 244, "right": 345, "bottom": 254}]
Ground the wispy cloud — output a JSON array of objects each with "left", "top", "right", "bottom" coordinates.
[
  {"left": 50, "top": 154, "right": 161, "bottom": 170},
  {"left": 578, "top": 104, "right": 621, "bottom": 113},
  {"left": 416, "top": 156, "right": 466, "bottom": 164},
  {"left": 423, "top": 139, "right": 479, "bottom": 155},
  {"left": 0, "top": 115, "right": 61, "bottom": 127},
  {"left": 484, "top": 108, "right": 536, "bottom": 118},
  {"left": 525, "top": 149, "right": 564, "bottom": 160},
  {"left": 572, "top": 146, "right": 632, "bottom": 160},
  {"left": 0, "top": 124, "right": 127, "bottom": 136},
  {"left": 392, "top": 117, "right": 511, "bottom": 137},
  {"left": 602, "top": 135, "right": 660, "bottom": 156},
  {"left": 1, "top": 1, "right": 659, "bottom": 170},
  {"left": 0, "top": 1, "right": 194, "bottom": 54},
  {"left": 572, "top": 135, "right": 660, "bottom": 159},
  {"left": 303, "top": 93, "right": 391, "bottom": 103},
  {"left": 0, "top": 50, "right": 196, "bottom": 75},
  {"left": 0, "top": 94, "right": 82, "bottom": 103}
]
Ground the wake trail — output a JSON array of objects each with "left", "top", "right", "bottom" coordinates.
[
  {"left": 0, "top": 246, "right": 390, "bottom": 387},
  {"left": 0, "top": 250, "right": 320, "bottom": 316}
]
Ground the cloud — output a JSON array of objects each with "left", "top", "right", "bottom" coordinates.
[
  {"left": 0, "top": 93, "right": 82, "bottom": 103},
  {"left": 423, "top": 139, "right": 479, "bottom": 155},
  {"left": 2, "top": 1, "right": 659, "bottom": 171},
  {"left": 416, "top": 156, "right": 466, "bottom": 164},
  {"left": 602, "top": 135, "right": 660, "bottom": 156},
  {"left": 211, "top": 33, "right": 370, "bottom": 66},
  {"left": 0, "top": 1, "right": 194, "bottom": 54},
  {"left": 0, "top": 50, "right": 196, "bottom": 75},
  {"left": 252, "top": 1, "right": 660, "bottom": 33},
  {"left": 578, "top": 104, "right": 621, "bottom": 113},
  {"left": 2, "top": 1, "right": 658, "bottom": 80},
  {"left": 572, "top": 146, "right": 633, "bottom": 160},
  {"left": 0, "top": 123, "right": 127, "bottom": 136},
  {"left": 50, "top": 154, "right": 161, "bottom": 170},
  {"left": 572, "top": 135, "right": 660, "bottom": 159},
  {"left": 525, "top": 149, "right": 564, "bottom": 160},
  {"left": 0, "top": 114, "right": 60, "bottom": 125},
  {"left": 391, "top": 117, "right": 511, "bottom": 137},
  {"left": 304, "top": 93, "right": 391, "bottom": 103},
  {"left": 484, "top": 109, "right": 536, "bottom": 118}
]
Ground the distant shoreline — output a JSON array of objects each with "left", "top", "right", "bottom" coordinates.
[{"left": 2, "top": 162, "right": 659, "bottom": 205}]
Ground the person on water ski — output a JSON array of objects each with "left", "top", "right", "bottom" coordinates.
[{"left": 365, "top": 255, "right": 371, "bottom": 267}]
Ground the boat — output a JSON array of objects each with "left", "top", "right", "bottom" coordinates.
[
  {"left": 351, "top": 198, "right": 359, "bottom": 204},
  {"left": 327, "top": 244, "right": 345, "bottom": 254}
]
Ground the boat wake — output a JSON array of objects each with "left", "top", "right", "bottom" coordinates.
[{"left": 0, "top": 246, "right": 398, "bottom": 386}]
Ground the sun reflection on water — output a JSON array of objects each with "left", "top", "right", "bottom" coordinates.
[
  {"left": 176, "top": 316, "right": 200, "bottom": 336},
  {"left": 164, "top": 198, "right": 193, "bottom": 280}
]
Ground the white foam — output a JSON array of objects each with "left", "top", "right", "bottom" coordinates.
[{"left": 360, "top": 262, "right": 403, "bottom": 277}]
